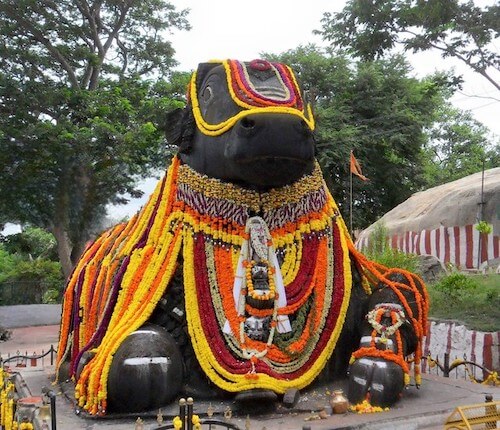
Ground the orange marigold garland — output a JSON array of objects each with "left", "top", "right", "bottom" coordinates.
[
  {"left": 346, "top": 236, "right": 429, "bottom": 388},
  {"left": 57, "top": 156, "right": 428, "bottom": 415}
]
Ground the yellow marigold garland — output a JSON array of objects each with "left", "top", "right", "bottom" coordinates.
[
  {"left": 57, "top": 155, "right": 428, "bottom": 415},
  {"left": 189, "top": 59, "right": 315, "bottom": 136}
]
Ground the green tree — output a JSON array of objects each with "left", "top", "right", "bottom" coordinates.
[
  {"left": 0, "top": 228, "right": 65, "bottom": 305},
  {"left": 316, "top": 0, "right": 500, "bottom": 90},
  {"left": 265, "top": 46, "right": 452, "bottom": 228},
  {"left": 0, "top": 247, "right": 21, "bottom": 283},
  {"left": 0, "top": 1, "right": 190, "bottom": 278},
  {"left": 1, "top": 226, "right": 58, "bottom": 260},
  {"left": 423, "top": 105, "right": 500, "bottom": 187}
]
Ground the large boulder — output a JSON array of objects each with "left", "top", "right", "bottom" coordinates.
[
  {"left": 358, "top": 168, "right": 500, "bottom": 269},
  {"left": 417, "top": 255, "right": 447, "bottom": 284}
]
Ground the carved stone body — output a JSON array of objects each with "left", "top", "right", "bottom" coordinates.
[{"left": 56, "top": 59, "right": 428, "bottom": 415}]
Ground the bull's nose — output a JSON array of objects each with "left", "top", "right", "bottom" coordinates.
[
  {"left": 236, "top": 116, "right": 257, "bottom": 137},
  {"left": 235, "top": 114, "right": 312, "bottom": 138}
]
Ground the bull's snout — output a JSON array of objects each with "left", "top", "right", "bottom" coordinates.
[
  {"left": 229, "top": 113, "right": 314, "bottom": 160},
  {"left": 224, "top": 113, "right": 315, "bottom": 189},
  {"left": 235, "top": 114, "right": 312, "bottom": 140}
]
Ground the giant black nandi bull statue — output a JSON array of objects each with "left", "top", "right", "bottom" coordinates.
[{"left": 56, "top": 59, "right": 428, "bottom": 415}]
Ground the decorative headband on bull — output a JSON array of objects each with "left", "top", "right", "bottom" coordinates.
[{"left": 188, "top": 59, "right": 315, "bottom": 136}]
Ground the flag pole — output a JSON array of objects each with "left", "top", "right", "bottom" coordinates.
[{"left": 349, "top": 151, "right": 353, "bottom": 235}]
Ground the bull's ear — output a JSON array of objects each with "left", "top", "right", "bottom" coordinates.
[
  {"left": 162, "top": 108, "right": 185, "bottom": 146},
  {"left": 195, "top": 62, "right": 222, "bottom": 91}
]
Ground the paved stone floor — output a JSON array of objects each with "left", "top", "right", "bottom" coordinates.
[{"left": 1, "top": 317, "right": 498, "bottom": 429}]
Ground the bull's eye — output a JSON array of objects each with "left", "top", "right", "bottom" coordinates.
[{"left": 201, "top": 86, "right": 213, "bottom": 103}]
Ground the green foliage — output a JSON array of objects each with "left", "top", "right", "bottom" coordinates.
[
  {"left": 366, "top": 222, "right": 389, "bottom": 255},
  {"left": 0, "top": 247, "right": 21, "bottom": 283},
  {"left": 432, "top": 272, "right": 478, "bottom": 301},
  {"left": 264, "top": 46, "right": 453, "bottom": 228},
  {"left": 0, "top": 2, "right": 191, "bottom": 276},
  {"left": 428, "top": 274, "right": 499, "bottom": 331},
  {"left": 0, "top": 228, "right": 64, "bottom": 304},
  {"left": 422, "top": 105, "right": 499, "bottom": 187},
  {"left": 364, "top": 222, "right": 419, "bottom": 273},
  {"left": 2, "top": 226, "right": 58, "bottom": 260},
  {"left": 476, "top": 221, "right": 493, "bottom": 235},
  {"left": 0, "top": 258, "right": 64, "bottom": 305},
  {"left": 316, "top": 0, "right": 499, "bottom": 90}
]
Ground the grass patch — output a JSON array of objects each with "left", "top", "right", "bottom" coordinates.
[
  {"left": 362, "top": 222, "right": 499, "bottom": 332},
  {"left": 427, "top": 273, "right": 500, "bottom": 332}
]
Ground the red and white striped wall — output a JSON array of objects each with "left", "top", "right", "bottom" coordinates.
[
  {"left": 357, "top": 224, "right": 500, "bottom": 269},
  {"left": 422, "top": 321, "right": 500, "bottom": 377}
]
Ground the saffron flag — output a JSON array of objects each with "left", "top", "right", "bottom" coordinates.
[{"left": 350, "top": 151, "right": 368, "bottom": 181}]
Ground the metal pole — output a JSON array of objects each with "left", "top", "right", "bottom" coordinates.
[
  {"left": 42, "top": 386, "right": 57, "bottom": 430},
  {"left": 444, "top": 353, "right": 450, "bottom": 378},
  {"left": 179, "top": 398, "right": 186, "bottom": 430},
  {"left": 477, "top": 159, "right": 486, "bottom": 269},
  {"left": 186, "top": 397, "right": 193, "bottom": 430}
]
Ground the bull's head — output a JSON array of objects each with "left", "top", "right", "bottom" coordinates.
[{"left": 165, "top": 59, "right": 316, "bottom": 190}]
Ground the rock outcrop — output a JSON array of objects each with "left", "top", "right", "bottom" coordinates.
[{"left": 357, "top": 168, "right": 500, "bottom": 269}]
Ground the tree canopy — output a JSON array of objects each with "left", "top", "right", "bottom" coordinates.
[
  {"left": 316, "top": 0, "right": 500, "bottom": 91},
  {"left": 265, "top": 45, "right": 459, "bottom": 229},
  {"left": 423, "top": 105, "right": 499, "bottom": 187},
  {"left": 0, "top": 1, "right": 191, "bottom": 278}
]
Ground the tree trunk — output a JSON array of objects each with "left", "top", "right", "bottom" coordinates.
[{"left": 51, "top": 224, "right": 74, "bottom": 280}]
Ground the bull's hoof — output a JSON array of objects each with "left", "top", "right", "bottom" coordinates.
[
  {"left": 234, "top": 389, "right": 278, "bottom": 413},
  {"left": 347, "top": 357, "right": 404, "bottom": 408},
  {"left": 282, "top": 388, "right": 300, "bottom": 408},
  {"left": 107, "top": 323, "right": 183, "bottom": 413}
]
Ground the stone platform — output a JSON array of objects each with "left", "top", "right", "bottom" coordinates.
[{"left": 1, "top": 322, "right": 498, "bottom": 429}]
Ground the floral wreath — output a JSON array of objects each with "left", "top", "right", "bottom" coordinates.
[{"left": 366, "top": 303, "right": 406, "bottom": 339}]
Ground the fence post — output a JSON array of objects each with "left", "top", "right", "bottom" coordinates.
[
  {"left": 485, "top": 394, "right": 497, "bottom": 430},
  {"left": 179, "top": 398, "right": 186, "bottom": 430},
  {"left": 186, "top": 397, "right": 193, "bottom": 430},
  {"left": 443, "top": 353, "right": 450, "bottom": 377},
  {"left": 42, "top": 386, "right": 57, "bottom": 430}
]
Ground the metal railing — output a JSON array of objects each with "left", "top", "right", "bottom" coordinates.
[
  {"left": 1, "top": 345, "right": 57, "bottom": 368},
  {"left": 422, "top": 352, "right": 499, "bottom": 385}
]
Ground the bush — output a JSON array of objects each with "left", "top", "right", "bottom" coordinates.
[
  {"left": 0, "top": 259, "right": 64, "bottom": 305},
  {"left": 432, "top": 272, "right": 478, "bottom": 301},
  {"left": 0, "top": 228, "right": 64, "bottom": 305},
  {"left": 0, "top": 247, "right": 22, "bottom": 282},
  {"left": 428, "top": 273, "right": 498, "bottom": 331},
  {"left": 365, "top": 222, "right": 420, "bottom": 273}
]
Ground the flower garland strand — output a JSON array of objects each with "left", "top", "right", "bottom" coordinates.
[
  {"left": 189, "top": 59, "right": 315, "bottom": 136},
  {"left": 57, "top": 155, "right": 428, "bottom": 415},
  {"left": 345, "top": 233, "right": 429, "bottom": 387}
]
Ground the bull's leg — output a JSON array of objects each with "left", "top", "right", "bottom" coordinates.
[
  {"left": 348, "top": 272, "right": 425, "bottom": 407},
  {"left": 105, "top": 323, "right": 184, "bottom": 413}
]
